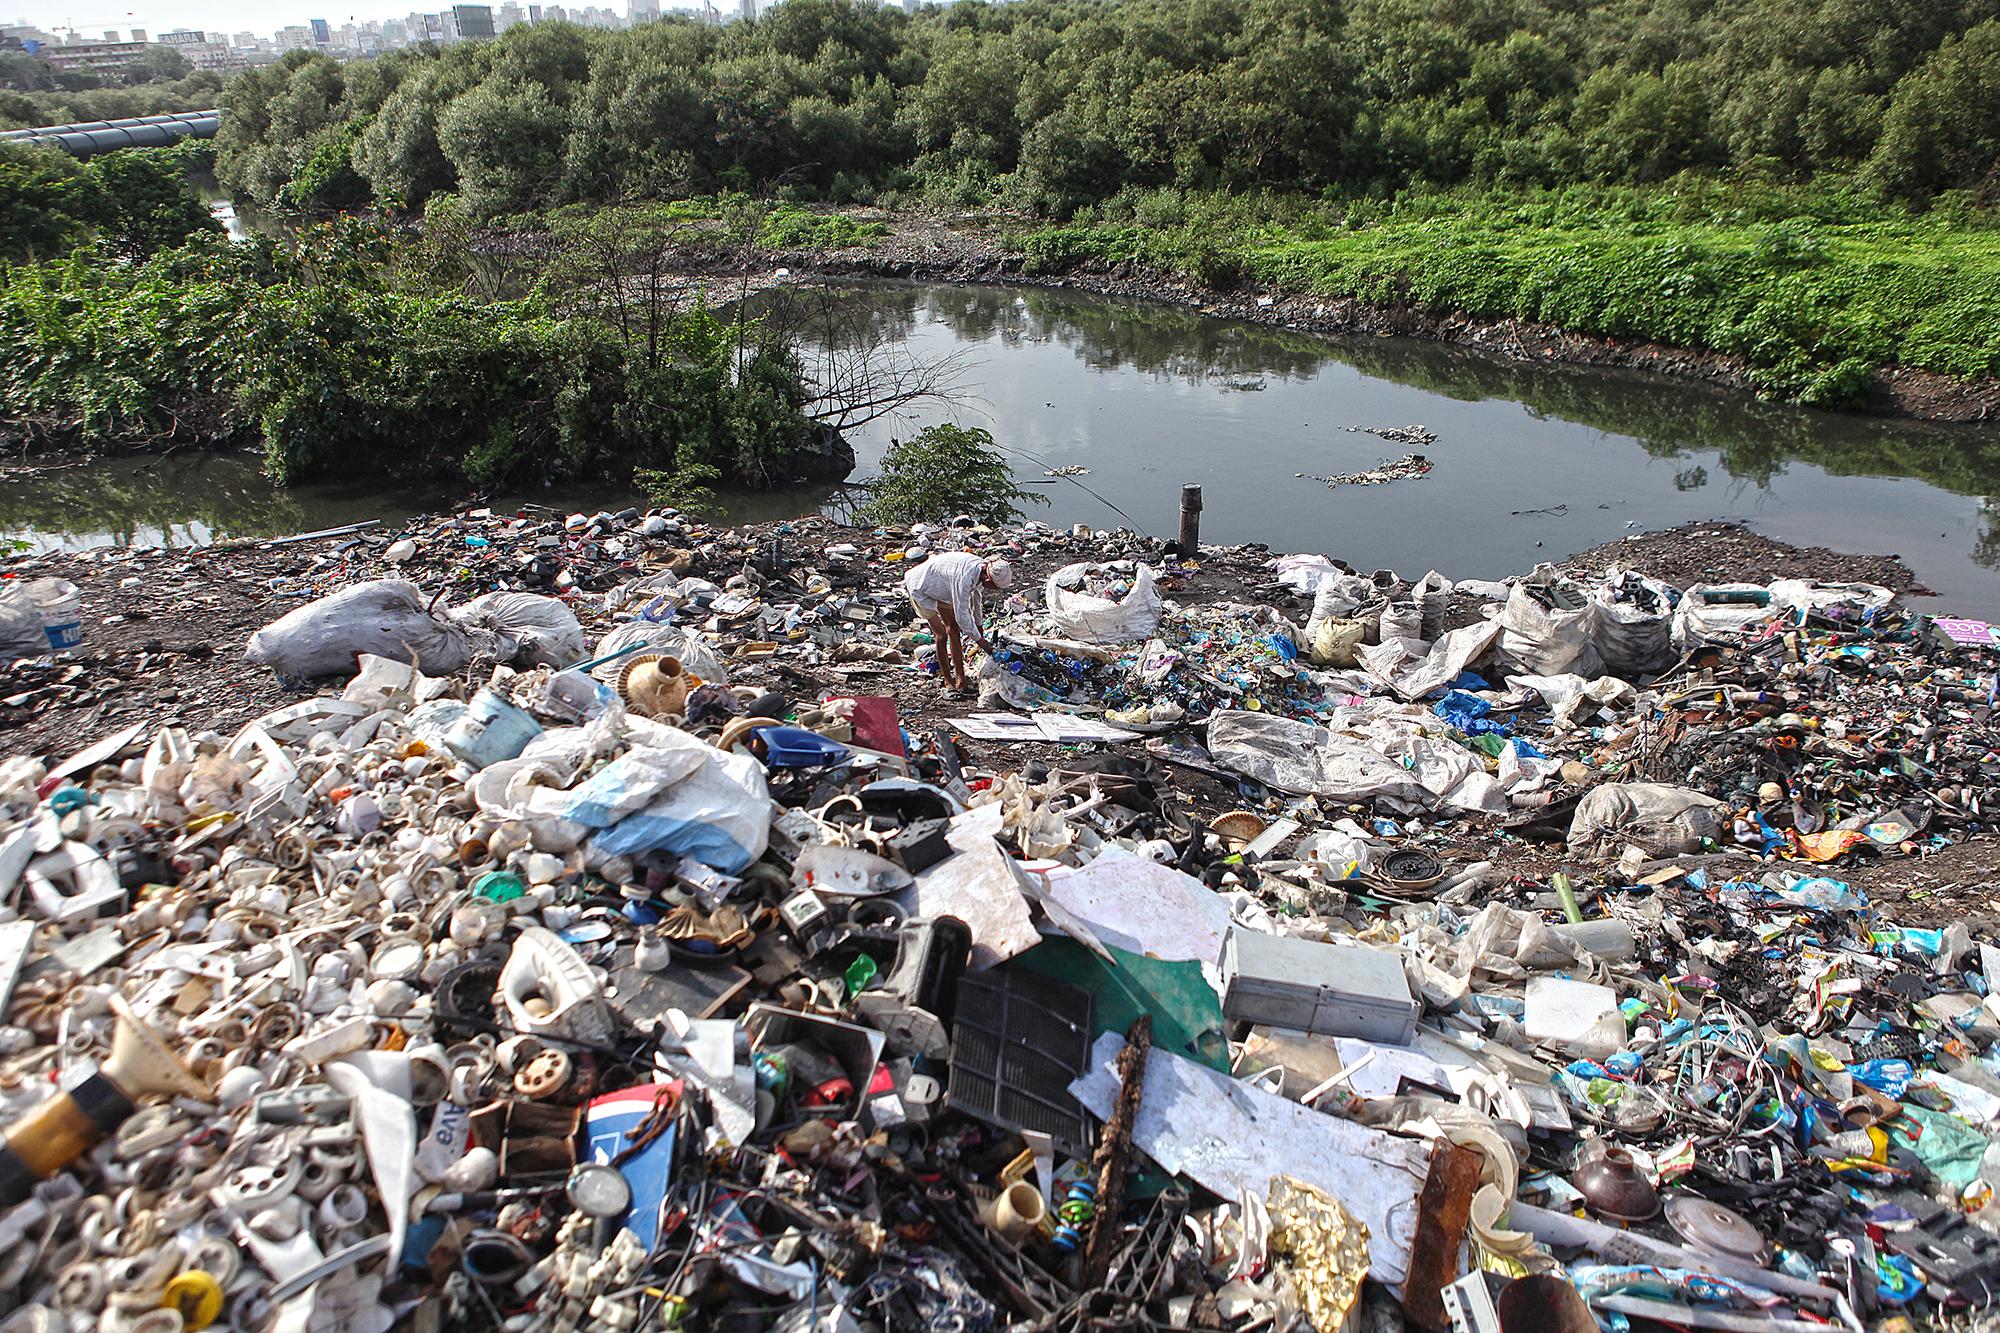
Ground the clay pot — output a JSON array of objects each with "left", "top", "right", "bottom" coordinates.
[
  {"left": 1571, "top": 1146, "right": 1660, "bottom": 1223},
  {"left": 620, "top": 655, "right": 690, "bottom": 719}
]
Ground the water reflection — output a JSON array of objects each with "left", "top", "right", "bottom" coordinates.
[{"left": 9, "top": 281, "right": 2000, "bottom": 610}]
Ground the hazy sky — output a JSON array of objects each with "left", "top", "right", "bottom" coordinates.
[{"left": 10, "top": 1, "right": 494, "bottom": 37}]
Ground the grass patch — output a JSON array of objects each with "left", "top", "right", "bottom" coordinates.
[{"left": 1016, "top": 187, "right": 2000, "bottom": 407}]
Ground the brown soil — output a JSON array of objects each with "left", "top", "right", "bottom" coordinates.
[{"left": 1555, "top": 518, "right": 1928, "bottom": 595}]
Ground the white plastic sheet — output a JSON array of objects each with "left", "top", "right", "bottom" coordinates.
[
  {"left": 1069, "top": 1033, "right": 1431, "bottom": 1287},
  {"left": 1045, "top": 852, "right": 1233, "bottom": 964},
  {"left": 1355, "top": 620, "right": 1503, "bottom": 700},
  {"left": 1207, "top": 706, "right": 1507, "bottom": 815}
]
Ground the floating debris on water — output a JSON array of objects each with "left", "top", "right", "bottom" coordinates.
[
  {"left": 1300, "top": 452, "right": 1435, "bottom": 488},
  {"left": 1345, "top": 423, "right": 1439, "bottom": 446},
  {"left": 1044, "top": 465, "right": 1091, "bottom": 477}
]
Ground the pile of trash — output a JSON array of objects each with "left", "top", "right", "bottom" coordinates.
[
  {"left": 8, "top": 502, "right": 2000, "bottom": 1333},
  {"left": 1303, "top": 454, "right": 1434, "bottom": 488}
]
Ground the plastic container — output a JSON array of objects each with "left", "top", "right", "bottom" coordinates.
[
  {"left": 441, "top": 689, "right": 543, "bottom": 769},
  {"left": 35, "top": 580, "right": 82, "bottom": 652}
]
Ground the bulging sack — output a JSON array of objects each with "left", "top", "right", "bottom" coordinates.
[
  {"left": 1496, "top": 569, "right": 1602, "bottom": 678},
  {"left": 1593, "top": 569, "right": 1677, "bottom": 679},
  {"left": 1044, "top": 563, "right": 1163, "bottom": 643},
  {"left": 449, "top": 592, "right": 586, "bottom": 669},
  {"left": 246, "top": 580, "right": 494, "bottom": 678}
]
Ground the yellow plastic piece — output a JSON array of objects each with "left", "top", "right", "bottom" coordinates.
[{"left": 164, "top": 1271, "right": 225, "bottom": 1330}]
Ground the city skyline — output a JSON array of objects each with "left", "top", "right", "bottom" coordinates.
[{"left": 6, "top": 0, "right": 719, "bottom": 45}]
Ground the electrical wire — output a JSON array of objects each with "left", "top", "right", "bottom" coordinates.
[{"left": 974, "top": 435, "right": 1151, "bottom": 535}]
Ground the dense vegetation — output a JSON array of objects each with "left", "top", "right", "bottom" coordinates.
[
  {"left": 0, "top": 140, "right": 221, "bottom": 259},
  {"left": 858, "top": 423, "right": 1046, "bottom": 524},
  {"left": 212, "top": 0, "right": 2000, "bottom": 218},
  {"left": 0, "top": 219, "right": 823, "bottom": 488},
  {"left": 0, "top": 46, "right": 223, "bottom": 130},
  {"left": 1014, "top": 185, "right": 2000, "bottom": 404}
]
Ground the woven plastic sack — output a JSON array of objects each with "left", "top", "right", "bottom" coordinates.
[
  {"left": 1044, "top": 563, "right": 1163, "bottom": 643},
  {"left": 247, "top": 580, "right": 493, "bottom": 678},
  {"left": 450, "top": 592, "right": 586, "bottom": 668},
  {"left": 1496, "top": 569, "right": 1602, "bottom": 678},
  {"left": 1592, "top": 569, "right": 1677, "bottom": 678}
]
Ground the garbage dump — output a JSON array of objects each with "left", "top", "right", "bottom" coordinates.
[{"left": 6, "top": 501, "right": 2000, "bottom": 1332}]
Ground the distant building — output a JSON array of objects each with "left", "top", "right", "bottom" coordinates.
[
  {"left": 437, "top": 4, "right": 492, "bottom": 39},
  {"left": 629, "top": 0, "right": 658, "bottom": 22},
  {"left": 496, "top": 1, "right": 524, "bottom": 29},
  {"left": 128, "top": 27, "right": 145, "bottom": 41},
  {"left": 39, "top": 39, "right": 149, "bottom": 71},
  {"left": 738, "top": 0, "right": 754, "bottom": 19},
  {"left": 275, "top": 24, "right": 314, "bottom": 48},
  {"left": 187, "top": 42, "right": 245, "bottom": 69},
  {"left": 309, "top": 17, "right": 330, "bottom": 44},
  {"left": 158, "top": 29, "right": 205, "bottom": 44}
]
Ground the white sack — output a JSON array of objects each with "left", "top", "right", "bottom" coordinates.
[
  {"left": 1496, "top": 571, "right": 1602, "bottom": 678},
  {"left": 246, "top": 580, "right": 493, "bottom": 678},
  {"left": 1566, "top": 782, "right": 1727, "bottom": 859},
  {"left": 449, "top": 592, "right": 586, "bottom": 668},
  {"left": 1044, "top": 563, "right": 1163, "bottom": 643}
]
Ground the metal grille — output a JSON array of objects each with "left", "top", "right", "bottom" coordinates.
[{"left": 950, "top": 968, "right": 1096, "bottom": 1158}]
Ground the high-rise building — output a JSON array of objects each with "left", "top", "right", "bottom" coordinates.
[
  {"left": 737, "top": 0, "right": 754, "bottom": 20},
  {"left": 628, "top": 0, "right": 657, "bottom": 22},
  {"left": 276, "top": 24, "right": 314, "bottom": 48},
  {"left": 308, "top": 17, "right": 330, "bottom": 44},
  {"left": 449, "top": 4, "right": 495, "bottom": 38}
]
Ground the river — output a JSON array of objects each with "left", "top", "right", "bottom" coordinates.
[{"left": 9, "top": 281, "right": 2000, "bottom": 611}]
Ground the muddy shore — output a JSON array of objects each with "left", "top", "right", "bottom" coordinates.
[{"left": 0, "top": 515, "right": 1920, "bottom": 763}]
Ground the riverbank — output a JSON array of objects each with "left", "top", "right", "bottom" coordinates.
[
  {"left": 9, "top": 508, "right": 1996, "bottom": 926},
  {"left": 625, "top": 205, "right": 2000, "bottom": 426},
  {"left": 0, "top": 512, "right": 1923, "bottom": 760}
]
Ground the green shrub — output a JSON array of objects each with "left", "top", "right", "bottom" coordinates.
[{"left": 856, "top": 423, "right": 1048, "bottom": 526}]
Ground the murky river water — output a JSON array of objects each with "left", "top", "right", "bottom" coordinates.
[{"left": 10, "top": 281, "right": 2000, "bottom": 610}]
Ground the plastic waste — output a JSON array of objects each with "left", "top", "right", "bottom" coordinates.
[
  {"left": 448, "top": 591, "right": 586, "bottom": 668},
  {"left": 0, "top": 578, "right": 81, "bottom": 657},
  {"left": 1496, "top": 568, "right": 1602, "bottom": 678}
]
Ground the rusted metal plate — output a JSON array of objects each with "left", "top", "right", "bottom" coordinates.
[{"left": 1402, "top": 1139, "right": 1483, "bottom": 1333}]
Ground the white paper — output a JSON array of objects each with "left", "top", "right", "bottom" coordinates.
[{"left": 1046, "top": 853, "right": 1232, "bottom": 965}]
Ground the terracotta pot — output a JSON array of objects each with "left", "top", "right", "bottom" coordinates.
[{"left": 1571, "top": 1146, "right": 1660, "bottom": 1222}]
